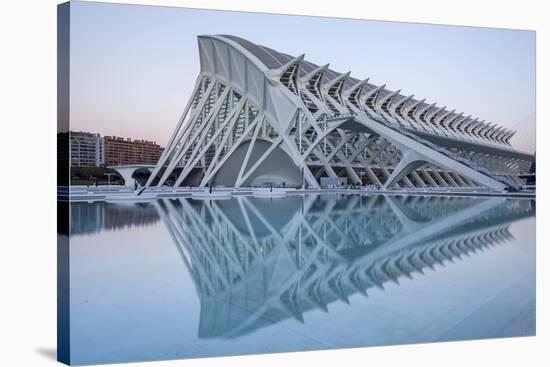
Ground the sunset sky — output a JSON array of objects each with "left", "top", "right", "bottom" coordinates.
[{"left": 69, "top": 1, "right": 536, "bottom": 153}]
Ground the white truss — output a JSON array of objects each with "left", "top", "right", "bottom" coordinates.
[{"left": 146, "top": 35, "right": 535, "bottom": 191}]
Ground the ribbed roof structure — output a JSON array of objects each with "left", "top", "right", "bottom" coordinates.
[{"left": 145, "top": 35, "right": 535, "bottom": 192}]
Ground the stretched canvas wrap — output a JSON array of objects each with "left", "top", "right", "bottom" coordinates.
[{"left": 57, "top": 1, "right": 536, "bottom": 365}]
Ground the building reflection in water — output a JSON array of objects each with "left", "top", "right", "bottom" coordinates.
[
  {"left": 154, "top": 194, "right": 534, "bottom": 339},
  {"left": 71, "top": 201, "right": 161, "bottom": 236}
]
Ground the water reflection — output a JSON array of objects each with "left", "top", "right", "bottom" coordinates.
[
  {"left": 155, "top": 194, "right": 534, "bottom": 339},
  {"left": 71, "top": 201, "right": 160, "bottom": 236}
]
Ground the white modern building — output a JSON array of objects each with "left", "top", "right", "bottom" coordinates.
[
  {"left": 70, "top": 131, "right": 104, "bottom": 167},
  {"left": 146, "top": 35, "right": 535, "bottom": 191}
]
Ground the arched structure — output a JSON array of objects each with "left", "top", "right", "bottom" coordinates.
[
  {"left": 146, "top": 35, "right": 535, "bottom": 191},
  {"left": 109, "top": 164, "right": 155, "bottom": 188}
]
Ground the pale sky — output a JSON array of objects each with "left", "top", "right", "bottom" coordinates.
[{"left": 69, "top": 1, "right": 536, "bottom": 152}]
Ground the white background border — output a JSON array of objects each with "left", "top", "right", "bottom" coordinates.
[{"left": 0, "top": 0, "right": 546, "bottom": 366}]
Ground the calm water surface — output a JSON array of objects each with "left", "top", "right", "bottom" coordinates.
[{"left": 67, "top": 194, "right": 536, "bottom": 365}]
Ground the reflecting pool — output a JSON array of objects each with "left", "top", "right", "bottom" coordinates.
[{"left": 66, "top": 194, "right": 536, "bottom": 365}]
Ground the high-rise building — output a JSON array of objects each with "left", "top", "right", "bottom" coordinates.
[
  {"left": 70, "top": 131, "right": 104, "bottom": 167},
  {"left": 103, "top": 136, "right": 163, "bottom": 165}
]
